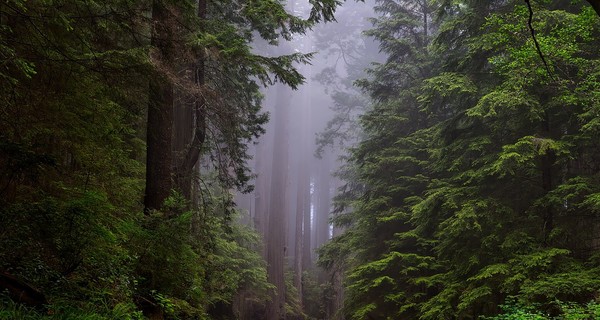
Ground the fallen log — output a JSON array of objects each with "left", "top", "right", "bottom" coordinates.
[{"left": 0, "top": 271, "right": 48, "bottom": 310}]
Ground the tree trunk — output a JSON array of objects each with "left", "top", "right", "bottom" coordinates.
[
  {"left": 173, "top": 0, "right": 207, "bottom": 201},
  {"left": 293, "top": 152, "right": 309, "bottom": 305},
  {"left": 145, "top": 0, "right": 174, "bottom": 213},
  {"left": 302, "top": 177, "right": 312, "bottom": 271},
  {"left": 172, "top": 86, "right": 194, "bottom": 198},
  {"left": 315, "top": 152, "right": 331, "bottom": 250},
  {"left": 253, "top": 95, "right": 275, "bottom": 244},
  {"left": 266, "top": 84, "right": 291, "bottom": 320}
]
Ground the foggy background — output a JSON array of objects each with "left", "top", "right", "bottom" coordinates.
[{"left": 234, "top": 0, "right": 383, "bottom": 316}]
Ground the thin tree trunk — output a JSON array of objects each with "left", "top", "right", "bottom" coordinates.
[
  {"left": 294, "top": 157, "right": 308, "bottom": 305},
  {"left": 315, "top": 152, "right": 331, "bottom": 250},
  {"left": 302, "top": 175, "right": 312, "bottom": 271}
]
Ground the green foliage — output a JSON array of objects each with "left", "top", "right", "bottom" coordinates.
[
  {"left": 483, "top": 298, "right": 600, "bottom": 320},
  {"left": 0, "top": 191, "right": 136, "bottom": 303},
  {"left": 127, "top": 189, "right": 274, "bottom": 318},
  {"left": 0, "top": 188, "right": 273, "bottom": 318},
  {"left": 0, "top": 293, "right": 143, "bottom": 319},
  {"left": 324, "top": 0, "right": 600, "bottom": 319},
  {"left": 482, "top": 299, "right": 547, "bottom": 320},
  {"left": 204, "top": 215, "right": 273, "bottom": 310},
  {"left": 1, "top": 0, "right": 343, "bottom": 316}
]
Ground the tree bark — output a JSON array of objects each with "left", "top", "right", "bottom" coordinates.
[
  {"left": 145, "top": 0, "right": 174, "bottom": 212},
  {"left": 254, "top": 138, "right": 271, "bottom": 238},
  {"left": 253, "top": 93, "right": 275, "bottom": 245},
  {"left": 266, "top": 85, "right": 291, "bottom": 320},
  {"left": 173, "top": 0, "right": 207, "bottom": 201}
]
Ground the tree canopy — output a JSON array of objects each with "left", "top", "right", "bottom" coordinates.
[
  {"left": 3, "top": 0, "right": 600, "bottom": 319},
  {"left": 0, "top": 0, "right": 341, "bottom": 318},
  {"left": 320, "top": 0, "right": 600, "bottom": 319}
]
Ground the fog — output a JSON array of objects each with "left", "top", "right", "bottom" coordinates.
[{"left": 234, "top": 0, "right": 383, "bottom": 317}]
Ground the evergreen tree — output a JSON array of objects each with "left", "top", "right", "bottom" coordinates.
[
  {"left": 0, "top": 0, "right": 343, "bottom": 317},
  {"left": 319, "top": 0, "right": 442, "bottom": 318},
  {"left": 325, "top": 0, "right": 600, "bottom": 319}
]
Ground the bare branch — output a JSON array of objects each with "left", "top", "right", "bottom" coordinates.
[{"left": 524, "top": 0, "right": 554, "bottom": 79}]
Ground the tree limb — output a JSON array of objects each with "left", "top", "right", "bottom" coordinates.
[{"left": 524, "top": 0, "right": 554, "bottom": 79}]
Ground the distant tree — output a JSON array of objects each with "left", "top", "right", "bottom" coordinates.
[
  {"left": 313, "top": 0, "right": 380, "bottom": 157},
  {"left": 265, "top": 84, "right": 292, "bottom": 320}
]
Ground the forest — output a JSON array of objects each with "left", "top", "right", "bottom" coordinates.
[{"left": 2, "top": 0, "right": 600, "bottom": 319}]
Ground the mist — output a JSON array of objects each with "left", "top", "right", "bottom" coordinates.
[{"left": 234, "top": 1, "right": 382, "bottom": 318}]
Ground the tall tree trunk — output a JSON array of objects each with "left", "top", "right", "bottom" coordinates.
[
  {"left": 266, "top": 85, "right": 291, "bottom": 320},
  {"left": 145, "top": 0, "right": 174, "bottom": 212},
  {"left": 173, "top": 0, "right": 207, "bottom": 201},
  {"left": 287, "top": 167, "right": 298, "bottom": 262},
  {"left": 253, "top": 92, "right": 275, "bottom": 246},
  {"left": 172, "top": 86, "right": 194, "bottom": 198},
  {"left": 331, "top": 268, "right": 344, "bottom": 320},
  {"left": 293, "top": 74, "right": 312, "bottom": 304},
  {"left": 315, "top": 152, "right": 331, "bottom": 250},
  {"left": 325, "top": 175, "right": 345, "bottom": 319},
  {"left": 302, "top": 174, "right": 312, "bottom": 271},
  {"left": 254, "top": 139, "right": 271, "bottom": 238},
  {"left": 294, "top": 147, "right": 309, "bottom": 305},
  {"left": 314, "top": 152, "right": 332, "bottom": 285}
]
